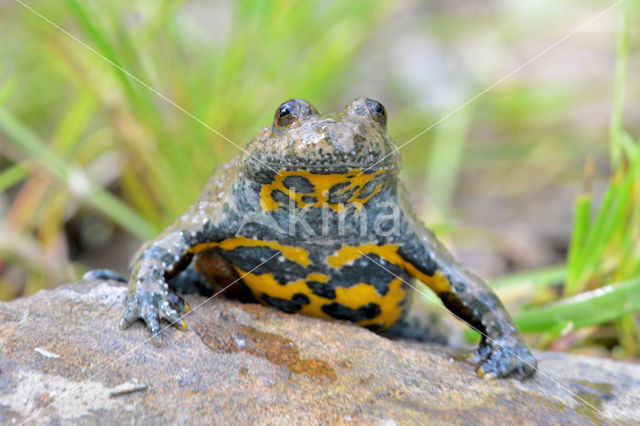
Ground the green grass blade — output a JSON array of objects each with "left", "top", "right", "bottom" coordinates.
[
  {"left": 65, "top": 0, "right": 164, "bottom": 134},
  {"left": 618, "top": 130, "right": 638, "bottom": 161},
  {"left": 616, "top": 192, "right": 640, "bottom": 280},
  {"left": 569, "top": 178, "right": 619, "bottom": 288},
  {"left": 0, "top": 163, "right": 29, "bottom": 192},
  {"left": 0, "top": 107, "right": 157, "bottom": 239},
  {"left": 51, "top": 88, "right": 97, "bottom": 156},
  {"left": 581, "top": 163, "right": 636, "bottom": 275},
  {"left": 490, "top": 264, "right": 566, "bottom": 290},
  {"left": 65, "top": 0, "right": 140, "bottom": 107},
  {"left": 565, "top": 192, "right": 592, "bottom": 295},
  {"left": 515, "top": 276, "right": 640, "bottom": 333}
]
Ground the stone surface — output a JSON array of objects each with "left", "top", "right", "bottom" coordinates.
[{"left": 1, "top": 280, "right": 639, "bottom": 425}]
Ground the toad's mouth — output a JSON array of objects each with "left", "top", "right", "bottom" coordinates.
[
  {"left": 243, "top": 144, "right": 400, "bottom": 180},
  {"left": 248, "top": 151, "right": 399, "bottom": 175},
  {"left": 263, "top": 161, "right": 397, "bottom": 174}
]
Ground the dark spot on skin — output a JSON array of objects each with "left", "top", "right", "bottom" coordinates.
[
  {"left": 358, "top": 179, "right": 379, "bottom": 200},
  {"left": 143, "top": 245, "right": 175, "bottom": 263},
  {"left": 253, "top": 170, "right": 276, "bottom": 185},
  {"left": 328, "top": 187, "right": 358, "bottom": 204},
  {"left": 262, "top": 293, "right": 310, "bottom": 313},
  {"left": 233, "top": 183, "right": 255, "bottom": 214},
  {"left": 328, "top": 181, "right": 350, "bottom": 192},
  {"left": 327, "top": 181, "right": 358, "bottom": 204},
  {"left": 218, "top": 246, "right": 308, "bottom": 284},
  {"left": 306, "top": 281, "right": 336, "bottom": 299},
  {"left": 301, "top": 195, "right": 317, "bottom": 204},
  {"left": 396, "top": 244, "right": 438, "bottom": 277},
  {"left": 282, "top": 175, "right": 315, "bottom": 194},
  {"left": 476, "top": 290, "right": 502, "bottom": 311},
  {"left": 144, "top": 244, "right": 193, "bottom": 281},
  {"left": 328, "top": 253, "right": 405, "bottom": 296},
  {"left": 322, "top": 302, "right": 381, "bottom": 321},
  {"left": 250, "top": 182, "right": 262, "bottom": 194},
  {"left": 271, "top": 189, "right": 290, "bottom": 205}
]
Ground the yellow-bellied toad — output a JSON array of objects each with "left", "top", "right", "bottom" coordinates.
[{"left": 88, "top": 98, "right": 536, "bottom": 379}]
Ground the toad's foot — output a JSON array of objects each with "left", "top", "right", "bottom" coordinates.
[
  {"left": 120, "top": 289, "right": 190, "bottom": 347},
  {"left": 470, "top": 340, "right": 537, "bottom": 379}
]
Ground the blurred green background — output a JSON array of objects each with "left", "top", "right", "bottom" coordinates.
[{"left": 1, "top": 0, "right": 639, "bottom": 359}]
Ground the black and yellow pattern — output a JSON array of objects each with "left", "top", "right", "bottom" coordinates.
[
  {"left": 113, "top": 97, "right": 536, "bottom": 379},
  {"left": 259, "top": 169, "right": 386, "bottom": 211},
  {"left": 187, "top": 236, "right": 421, "bottom": 330}
]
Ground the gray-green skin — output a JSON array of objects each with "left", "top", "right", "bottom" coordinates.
[{"left": 107, "top": 97, "right": 536, "bottom": 379}]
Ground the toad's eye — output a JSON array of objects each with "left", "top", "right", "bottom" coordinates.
[
  {"left": 365, "top": 99, "right": 387, "bottom": 126},
  {"left": 274, "top": 100, "right": 301, "bottom": 128}
]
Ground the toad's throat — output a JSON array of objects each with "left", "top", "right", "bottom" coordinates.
[{"left": 260, "top": 169, "right": 387, "bottom": 211}]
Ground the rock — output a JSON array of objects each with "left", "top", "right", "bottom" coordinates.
[{"left": 1, "top": 280, "right": 639, "bottom": 424}]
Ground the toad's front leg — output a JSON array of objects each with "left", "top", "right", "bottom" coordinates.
[
  {"left": 120, "top": 205, "right": 233, "bottom": 346},
  {"left": 398, "top": 222, "right": 537, "bottom": 379},
  {"left": 118, "top": 159, "right": 242, "bottom": 345},
  {"left": 121, "top": 235, "right": 190, "bottom": 346}
]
